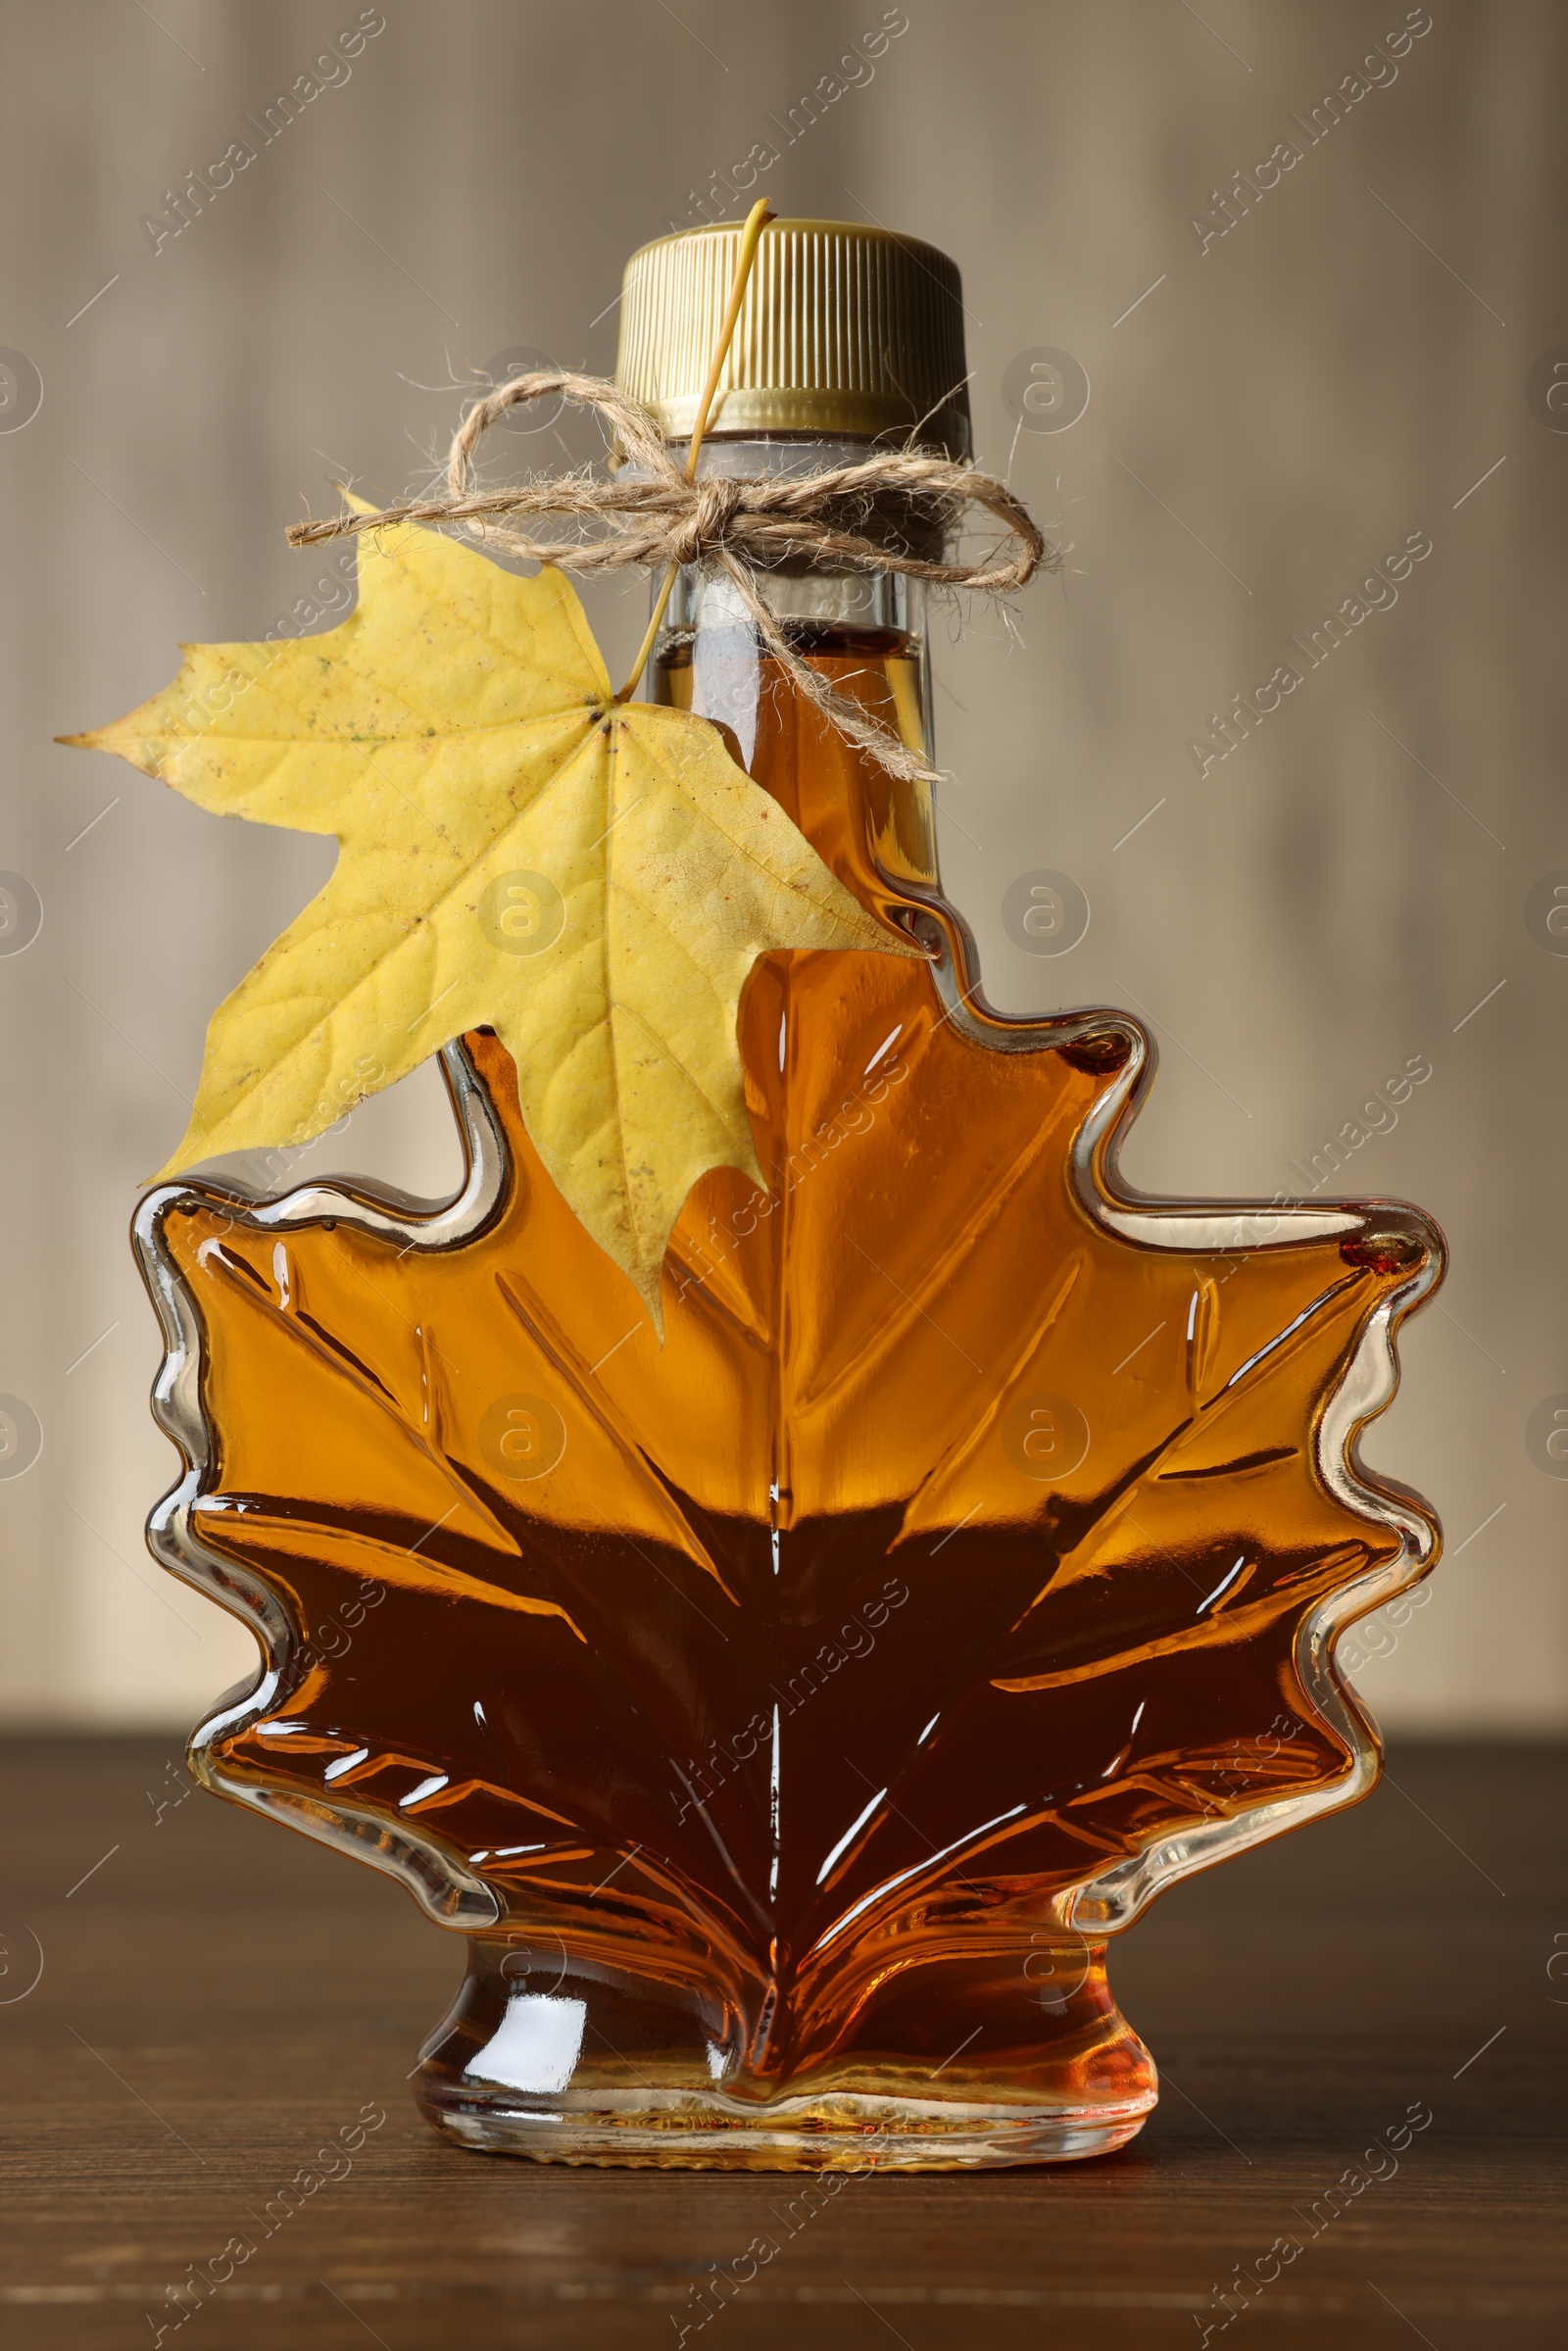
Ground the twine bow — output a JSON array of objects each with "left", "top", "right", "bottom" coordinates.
[{"left": 288, "top": 367, "right": 1051, "bottom": 788}]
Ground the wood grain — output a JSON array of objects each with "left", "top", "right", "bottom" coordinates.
[{"left": 1, "top": 1738, "right": 1562, "bottom": 2348}]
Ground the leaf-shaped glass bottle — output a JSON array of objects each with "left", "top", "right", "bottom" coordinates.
[{"left": 137, "top": 220, "right": 1441, "bottom": 2170}]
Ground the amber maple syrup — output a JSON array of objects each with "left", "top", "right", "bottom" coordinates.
[{"left": 157, "top": 611, "right": 1437, "bottom": 2163}]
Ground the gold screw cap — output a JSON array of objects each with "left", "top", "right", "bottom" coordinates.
[{"left": 613, "top": 217, "right": 971, "bottom": 459}]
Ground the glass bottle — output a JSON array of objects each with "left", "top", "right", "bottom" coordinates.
[{"left": 136, "top": 220, "right": 1441, "bottom": 2170}]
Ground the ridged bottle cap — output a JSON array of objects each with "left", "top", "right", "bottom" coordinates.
[{"left": 613, "top": 218, "right": 971, "bottom": 459}]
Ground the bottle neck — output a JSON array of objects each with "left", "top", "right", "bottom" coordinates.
[{"left": 645, "top": 438, "right": 940, "bottom": 914}]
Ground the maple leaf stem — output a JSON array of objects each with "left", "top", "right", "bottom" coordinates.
[{"left": 613, "top": 198, "right": 775, "bottom": 707}]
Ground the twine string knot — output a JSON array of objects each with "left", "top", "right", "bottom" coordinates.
[
  {"left": 667, "top": 472, "right": 748, "bottom": 567},
  {"left": 287, "top": 368, "right": 1053, "bottom": 786}
]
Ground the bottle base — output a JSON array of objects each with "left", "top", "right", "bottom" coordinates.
[
  {"left": 417, "top": 2082, "right": 1155, "bottom": 2170},
  {"left": 411, "top": 1932, "right": 1157, "bottom": 2169}
]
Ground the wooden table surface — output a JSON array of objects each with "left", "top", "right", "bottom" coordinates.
[{"left": 1, "top": 1736, "right": 1562, "bottom": 2349}]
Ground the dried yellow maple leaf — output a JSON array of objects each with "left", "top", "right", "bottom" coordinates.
[{"left": 66, "top": 512, "right": 909, "bottom": 1319}]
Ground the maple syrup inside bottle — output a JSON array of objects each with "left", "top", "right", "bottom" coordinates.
[
  {"left": 169, "top": 458, "right": 1437, "bottom": 2165},
  {"left": 652, "top": 562, "right": 940, "bottom": 914}
]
